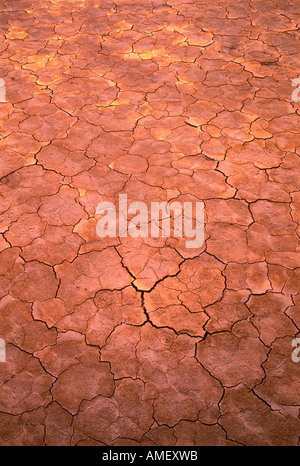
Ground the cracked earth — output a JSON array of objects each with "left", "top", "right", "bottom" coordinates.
[{"left": 0, "top": 0, "right": 300, "bottom": 447}]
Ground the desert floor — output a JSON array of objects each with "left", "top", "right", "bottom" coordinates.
[{"left": 0, "top": 0, "right": 299, "bottom": 446}]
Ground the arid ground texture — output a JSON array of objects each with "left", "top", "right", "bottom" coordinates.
[{"left": 0, "top": 0, "right": 299, "bottom": 446}]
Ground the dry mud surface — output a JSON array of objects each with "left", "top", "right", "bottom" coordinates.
[{"left": 0, "top": 0, "right": 299, "bottom": 446}]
